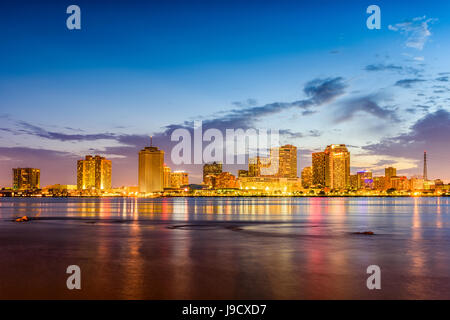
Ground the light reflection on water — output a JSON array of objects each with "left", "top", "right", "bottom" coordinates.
[{"left": 0, "top": 197, "right": 449, "bottom": 299}]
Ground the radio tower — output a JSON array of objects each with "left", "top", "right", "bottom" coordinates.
[{"left": 423, "top": 151, "right": 428, "bottom": 181}]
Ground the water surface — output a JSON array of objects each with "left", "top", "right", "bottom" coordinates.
[{"left": 0, "top": 197, "right": 449, "bottom": 299}]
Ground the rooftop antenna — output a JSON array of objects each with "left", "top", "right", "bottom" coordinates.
[{"left": 150, "top": 135, "right": 153, "bottom": 147}]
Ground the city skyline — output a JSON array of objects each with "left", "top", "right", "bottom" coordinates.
[
  {"left": 2, "top": 143, "right": 446, "bottom": 192},
  {"left": 1, "top": 0, "right": 450, "bottom": 187}
]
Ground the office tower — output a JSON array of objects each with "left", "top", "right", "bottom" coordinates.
[
  {"left": 170, "top": 171, "right": 189, "bottom": 188},
  {"left": 423, "top": 151, "right": 428, "bottom": 181},
  {"left": 312, "top": 152, "right": 326, "bottom": 186},
  {"left": 390, "top": 176, "right": 408, "bottom": 191},
  {"left": 275, "top": 144, "right": 298, "bottom": 178},
  {"left": 248, "top": 156, "right": 262, "bottom": 177},
  {"left": 215, "top": 172, "right": 238, "bottom": 189},
  {"left": 138, "top": 141, "right": 164, "bottom": 193},
  {"left": 77, "top": 155, "right": 112, "bottom": 190},
  {"left": 385, "top": 167, "right": 397, "bottom": 178},
  {"left": 373, "top": 176, "right": 387, "bottom": 191},
  {"left": 357, "top": 171, "right": 373, "bottom": 189},
  {"left": 301, "top": 166, "right": 312, "bottom": 188},
  {"left": 163, "top": 165, "right": 172, "bottom": 188},
  {"left": 350, "top": 174, "right": 358, "bottom": 189},
  {"left": 13, "top": 168, "right": 40, "bottom": 190},
  {"left": 324, "top": 144, "right": 350, "bottom": 189},
  {"left": 203, "top": 162, "right": 222, "bottom": 183},
  {"left": 248, "top": 156, "right": 272, "bottom": 177}
]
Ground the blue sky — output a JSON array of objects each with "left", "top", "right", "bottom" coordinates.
[{"left": 1, "top": 0, "right": 450, "bottom": 186}]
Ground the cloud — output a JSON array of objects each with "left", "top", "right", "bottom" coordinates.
[
  {"left": 365, "top": 64, "right": 403, "bottom": 72},
  {"left": 334, "top": 94, "right": 399, "bottom": 123},
  {"left": 436, "top": 76, "right": 449, "bottom": 82},
  {"left": 388, "top": 16, "right": 437, "bottom": 50},
  {"left": 163, "top": 77, "right": 347, "bottom": 133},
  {"left": 362, "top": 109, "right": 450, "bottom": 178},
  {"left": 0, "top": 147, "right": 79, "bottom": 186},
  {"left": 364, "top": 63, "right": 421, "bottom": 75},
  {"left": 279, "top": 129, "right": 322, "bottom": 139},
  {"left": 395, "top": 78, "right": 426, "bottom": 88}
]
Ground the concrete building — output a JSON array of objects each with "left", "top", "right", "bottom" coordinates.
[
  {"left": 77, "top": 155, "right": 111, "bottom": 190},
  {"left": 138, "top": 141, "right": 164, "bottom": 194},
  {"left": 13, "top": 168, "right": 40, "bottom": 190}
]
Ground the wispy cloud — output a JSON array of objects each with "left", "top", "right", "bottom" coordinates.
[
  {"left": 334, "top": 94, "right": 399, "bottom": 123},
  {"left": 388, "top": 16, "right": 437, "bottom": 50},
  {"left": 163, "top": 77, "right": 348, "bottom": 132},
  {"left": 363, "top": 109, "right": 450, "bottom": 160},
  {"left": 364, "top": 63, "right": 421, "bottom": 75},
  {"left": 395, "top": 78, "right": 426, "bottom": 88}
]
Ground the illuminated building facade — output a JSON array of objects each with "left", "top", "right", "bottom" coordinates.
[
  {"left": 324, "top": 144, "right": 350, "bottom": 189},
  {"left": 390, "top": 176, "right": 408, "bottom": 191},
  {"left": 275, "top": 144, "right": 297, "bottom": 178},
  {"left": 239, "top": 176, "right": 301, "bottom": 192},
  {"left": 238, "top": 170, "right": 249, "bottom": 178},
  {"left": 203, "top": 162, "right": 223, "bottom": 183},
  {"left": 385, "top": 167, "right": 397, "bottom": 178},
  {"left": 170, "top": 171, "right": 189, "bottom": 188},
  {"left": 77, "top": 155, "right": 111, "bottom": 190},
  {"left": 312, "top": 152, "right": 326, "bottom": 187},
  {"left": 410, "top": 177, "right": 424, "bottom": 190},
  {"left": 373, "top": 177, "right": 386, "bottom": 190},
  {"left": 138, "top": 143, "right": 164, "bottom": 193},
  {"left": 163, "top": 165, "right": 171, "bottom": 188},
  {"left": 215, "top": 172, "right": 238, "bottom": 189},
  {"left": 301, "top": 166, "right": 312, "bottom": 188},
  {"left": 13, "top": 168, "right": 40, "bottom": 190},
  {"left": 357, "top": 171, "right": 373, "bottom": 189},
  {"left": 248, "top": 156, "right": 271, "bottom": 177}
]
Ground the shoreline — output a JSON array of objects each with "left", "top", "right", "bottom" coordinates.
[{"left": 1, "top": 194, "right": 449, "bottom": 199}]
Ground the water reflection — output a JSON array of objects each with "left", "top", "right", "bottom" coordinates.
[{"left": 1, "top": 197, "right": 450, "bottom": 299}]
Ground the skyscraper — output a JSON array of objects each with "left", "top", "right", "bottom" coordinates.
[
  {"left": 357, "top": 171, "right": 373, "bottom": 189},
  {"left": 77, "top": 155, "right": 111, "bottom": 190},
  {"left": 163, "top": 165, "right": 172, "bottom": 188},
  {"left": 312, "top": 152, "right": 326, "bottom": 186},
  {"left": 423, "top": 151, "right": 428, "bottom": 181},
  {"left": 203, "top": 162, "right": 222, "bottom": 183},
  {"left": 324, "top": 144, "right": 350, "bottom": 189},
  {"left": 275, "top": 144, "right": 298, "bottom": 178},
  {"left": 13, "top": 168, "right": 40, "bottom": 190},
  {"left": 385, "top": 167, "right": 397, "bottom": 178},
  {"left": 301, "top": 166, "right": 312, "bottom": 188},
  {"left": 138, "top": 140, "right": 164, "bottom": 194},
  {"left": 170, "top": 171, "right": 189, "bottom": 188}
]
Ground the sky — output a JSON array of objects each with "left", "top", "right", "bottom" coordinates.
[{"left": 1, "top": 0, "right": 450, "bottom": 186}]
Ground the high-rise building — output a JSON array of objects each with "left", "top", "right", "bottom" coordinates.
[
  {"left": 215, "top": 172, "right": 238, "bottom": 189},
  {"left": 357, "top": 171, "right": 373, "bottom": 189},
  {"left": 170, "top": 171, "right": 189, "bottom": 188},
  {"left": 385, "top": 167, "right": 397, "bottom": 178},
  {"left": 13, "top": 168, "right": 40, "bottom": 190},
  {"left": 139, "top": 141, "right": 164, "bottom": 194},
  {"left": 163, "top": 165, "right": 171, "bottom": 188},
  {"left": 423, "top": 151, "right": 428, "bottom": 181},
  {"left": 350, "top": 174, "right": 358, "bottom": 189},
  {"left": 324, "top": 144, "right": 350, "bottom": 189},
  {"left": 203, "top": 162, "right": 222, "bottom": 183},
  {"left": 301, "top": 166, "right": 312, "bottom": 188},
  {"left": 248, "top": 156, "right": 262, "bottom": 177},
  {"left": 312, "top": 152, "right": 326, "bottom": 186},
  {"left": 77, "top": 155, "right": 111, "bottom": 190},
  {"left": 373, "top": 176, "right": 387, "bottom": 191},
  {"left": 275, "top": 144, "right": 298, "bottom": 178}
]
